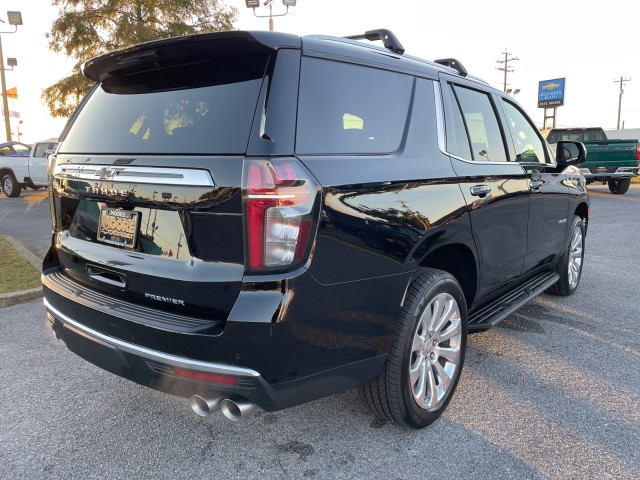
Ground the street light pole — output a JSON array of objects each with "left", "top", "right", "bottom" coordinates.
[
  {"left": 614, "top": 76, "right": 631, "bottom": 130},
  {"left": 246, "top": 0, "right": 296, "bottom": 31},
  {"left": 0, "top": 35, "right": 11, "bottom": 142},
  {"left": 268, "top": 3, "right": 274, "bottom": 31},
  {"left": 0, "top": 11, "right": 23, "bottom": 143}
]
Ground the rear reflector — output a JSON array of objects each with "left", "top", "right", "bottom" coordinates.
[
  {"left": 173, "top": 367, "right": 239, "bottom": 385},
  {"left": 244, "top": 158, "right": 318, "bottom": 270}
]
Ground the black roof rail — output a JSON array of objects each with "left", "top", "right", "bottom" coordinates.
[
  {"left": 344, "top": 29, "right": 404, "bottom": 55},
  {"left": 434, "top": 58, "right": 468, "bottom": 77}
]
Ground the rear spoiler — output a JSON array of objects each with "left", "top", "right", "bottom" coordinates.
[{"left": 82, "top": 31, "right": 301, "bottom": 82}]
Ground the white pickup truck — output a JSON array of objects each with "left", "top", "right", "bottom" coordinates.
[{"left": 0, "top": 139, "right": 58, "bottom": 197}]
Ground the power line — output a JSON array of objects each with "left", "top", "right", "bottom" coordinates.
[
  {"left": 614, "top": 76, "right": 631, "bottom": 129},
  {"left": 496, "top": 49, "right": 519, "bottom": 93}
]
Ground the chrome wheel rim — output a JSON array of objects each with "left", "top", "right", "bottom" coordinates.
[
  {"left": 568, "top": 225, "right": 583, "bottom": 289},
  {"left": 409, "top": 292, "right": 462, "bottom": 411},
  {"left": 3, "top": 177, "right": 12, "bottom": 195}
]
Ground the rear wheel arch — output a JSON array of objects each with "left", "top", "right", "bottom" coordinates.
[
  {"left": 0, "top": 168, "right": 12, "bottom": 181},
  {"left": 418, "top": 243, "right": 477, "bottom": 309}
]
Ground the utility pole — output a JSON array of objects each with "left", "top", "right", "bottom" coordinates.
[
  {"left": 614, "top": 76, "right": 631, "bottom": 130},
  {"left": 496, "top": 49, "right": 519, "bottom": 93}
]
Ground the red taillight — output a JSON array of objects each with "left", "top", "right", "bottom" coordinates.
[
  {"left": 172, "top": 367, "right": 239, "bottom": 385},
  {"left": 636, "top": 142, "right": 640, "bottom": 161},
  {"left": 244, "top": 159, "right": 317, "bottom": 270}
]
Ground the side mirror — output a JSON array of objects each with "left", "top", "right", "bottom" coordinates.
[{"left": 555, "top": 141, "right": 586, "bottom": 166}]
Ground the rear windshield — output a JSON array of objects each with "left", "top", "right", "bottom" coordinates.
[
  {"left": 546, "top": 129, "right": 607, "bottom": 144},
  {"left": 61, "top": 54, "right": 270, "bottom": 155}
]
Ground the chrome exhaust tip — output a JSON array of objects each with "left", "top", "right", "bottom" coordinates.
[
  {"left": 220, "top": 397, "right": 256, "bottom": 421},
  {"left": 190, "top": 394, "right": 223, "bottom": 417}
]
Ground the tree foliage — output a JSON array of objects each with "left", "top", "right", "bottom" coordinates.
[{"left": 43, "top": 0, "right": 237, "bottom": 118}]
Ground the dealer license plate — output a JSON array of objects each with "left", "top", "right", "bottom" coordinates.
[{"left": 97, "top": 208, "right": 140, "bottom": 249}]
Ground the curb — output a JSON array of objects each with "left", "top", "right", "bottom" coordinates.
[{"left": 0, "top": 235, "right": 43, "bottom": 308}]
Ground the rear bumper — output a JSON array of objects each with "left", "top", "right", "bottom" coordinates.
[
  {"left": 42, "top": 260, "right": 407, "bottom": 411},
  {"left": 45, "top": 298, "right": 387, "bottom": 411},
  {"left": 582, "top": 167, "right": 639, "bottom": 180}
]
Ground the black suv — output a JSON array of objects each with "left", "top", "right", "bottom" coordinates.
[{"left": 43, "top": 29, "right": 588, "bottom": 429}]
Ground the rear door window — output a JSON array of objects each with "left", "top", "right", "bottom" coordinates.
[{"left": 296, "top": 58, "right": 413, "bottom": 155}]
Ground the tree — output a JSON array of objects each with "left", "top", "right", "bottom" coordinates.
[{"left": 43, "top": 0, "right": 237, "bottom": 118}]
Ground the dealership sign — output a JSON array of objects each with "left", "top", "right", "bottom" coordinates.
[{"left": 538, "top": 78, "right": 565, "bottom": 108}]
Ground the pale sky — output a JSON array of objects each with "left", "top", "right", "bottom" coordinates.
[{"left": 3, "top": 0, "right": 640, "bottom": 143}]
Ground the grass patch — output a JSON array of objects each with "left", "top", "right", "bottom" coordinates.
[
  {"left": 631, "top": 177, "right": 640, "bottom": 184},
  {"left": 0, "top": 237, "right": 41, "bottom": 294}
]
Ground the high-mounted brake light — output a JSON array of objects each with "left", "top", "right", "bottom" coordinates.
[{"left": 244, "top": 159, "right": 317, "bottom": 270}]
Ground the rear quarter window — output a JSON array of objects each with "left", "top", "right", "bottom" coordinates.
[{"left": 296, "top": 58, "right": 413, "bottom": 155}]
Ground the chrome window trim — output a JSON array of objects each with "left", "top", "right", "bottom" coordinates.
[
  {"left": 433, "top": 81, "right": 446, "bottom": 153},
  {"left": 447, "top": 153, "right": 510, "bottom": 166},
  {"left": 53, "top": 165, "right": 215, "bottom": 187},
  {"left": 44, "top": 299, "right": 261, "bottom": 378},
  {"left": 435, "top": 80, "right": 513, "bottom": 165}
]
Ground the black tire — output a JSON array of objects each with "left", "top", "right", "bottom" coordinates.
[
  {"left": 2, "top": 173, "right": 21, "bottom": 198},
  {"left": 360, "top": 269, "right": 468, "bottom": 429},
  {"left": 547, "top": 216, "right": 585, "bottom": 296},
  {"left": 608, "top": 178, "right": 630, "bottom": 194}
]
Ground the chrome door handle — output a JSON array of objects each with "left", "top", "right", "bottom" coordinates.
[
  {"left": 87, "top": 266, "right": 127, "bottom": 289},
  {"left": 470, "top": 185, "right": 491, "bottom": 197},
  {"left": 530, "top": 179, "right": 544, "bottom": 191}
]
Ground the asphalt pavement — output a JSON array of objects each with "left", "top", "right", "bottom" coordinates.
[
  {"left": 0, "top": 189, "right": 51, "bottom": 259},
  {"left": 1, "top": 185, "right": 639, "bottom": 479}
]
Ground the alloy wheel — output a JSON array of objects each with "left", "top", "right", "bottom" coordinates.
[
  {"left": 3, "top": 177, "right": 12, "bottom": 196},
  {"left": 568, "top": 225, "right": 583, "bottom": 289},
  {"left": 409, "top": 292, "right": 462, "bottom": 411}
]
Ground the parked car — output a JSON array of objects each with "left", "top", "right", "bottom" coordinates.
[
  {"left": 0, "top": 140, "right": 31, "bottom": 157},
  {"left": 546, "top": 127, "right": 640, "bottom": 194},
  {"left": 42, "top": 29, "right": 588, "bottom": 429},
  {"left": 0, "top": 139, "right": 58, "bottom": 197}
]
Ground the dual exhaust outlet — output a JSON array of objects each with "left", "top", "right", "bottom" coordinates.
[{"left": 190, "top": 394, "right": 256, "bottom": 421}]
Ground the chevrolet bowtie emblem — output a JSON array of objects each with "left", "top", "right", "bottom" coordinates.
[{"left": 95, "top": 167, "right": 123, "bottom": 180}]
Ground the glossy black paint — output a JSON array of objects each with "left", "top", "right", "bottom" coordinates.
[
  {"left": 44, "top": 264, "right": 407, "bottom": 382},
  {"left": 43, "top": 30, "right": 590, "bottom": 413}
]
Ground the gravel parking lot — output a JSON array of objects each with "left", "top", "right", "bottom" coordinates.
[{"left": 1, "top": 185, "right": 639, "bottom": 479}]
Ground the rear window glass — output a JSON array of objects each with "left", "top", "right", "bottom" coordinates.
[
  {"left": 61, "top": 54, "right": 269, "bottom": 155},
  {"left": 296, "top": 58, "right": 413, "bottom": 155},
  {"left": 545, "top": 130, "right": 607, "bottom": 144}
]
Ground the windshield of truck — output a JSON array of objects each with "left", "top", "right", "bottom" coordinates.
[{"left": 60, "top": 53, "right": 270, "bottom": 155}]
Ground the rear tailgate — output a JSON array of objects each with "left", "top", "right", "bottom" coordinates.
[
  {"left": 581, "top": 139, "right": 640, "bottom": 170},
  {"left": 45, "top": 32, "right": 300, "bottom": 329},
  {"left": 49, "top": 156, "right": 245, "bottom": 323}
]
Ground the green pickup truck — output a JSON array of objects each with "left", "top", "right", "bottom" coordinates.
[{"left": 546, "top": 127, "right": 640, "bottom": 194}]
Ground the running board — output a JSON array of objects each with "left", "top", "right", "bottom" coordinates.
[{"left": 467, "top": 271, "right": 559, "bottom": 330}]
